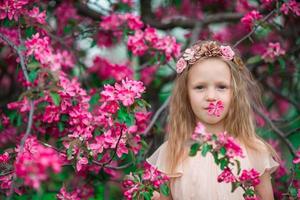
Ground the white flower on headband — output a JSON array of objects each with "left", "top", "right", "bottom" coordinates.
[
  {"left": 176, "top": 58, "right": 187, "bottom": 73},
  {"left": 220, "top": 45, "right": 235, "bottom": 61},
  {"left": 183, "top": 48, "right": 195, "bottom": 61}
]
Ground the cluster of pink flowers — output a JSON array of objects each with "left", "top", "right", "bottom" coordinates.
[
  {"left": 140, "top": 65, "right": 158, "bottom": 85},
  {"left": 14, "top": 136, "right": 64, "bottom": 189},
  {"left": 241, "top": 10, "right": 262, "bottom": 30},
  {"left": 127, "top": 27, "right": 181, "bottom": 61},
  {"left": 100, "top": 13, "right": 143, "bottom": 32},
  {"left": 26, "top": 6, "right": 46, "bottom": 24},
  {"left": 280, "top": 0, "right": 300, "bottom": 16},
  {"left": 54, "top": 2, "right": 81, "bottom": 35},
  {"left": 0, "top": 0, "right": 29, "bottom": 21},
  {"left": 57, "top": 186, "right": 80, "bottom": 200},
  {"left": 56, "top": 184, "right": 94, "bottom": 200},
  {"left": 123, "top": 162, "right": 169, "bottom": 200},
  {"left": 262, "top": 42, "right": 286, "bottom": 62},
  {"left": 0, "top": 27, "right": 20, "bottom": 46},
  {"left": 0, "top": 152, "right": 9, "bottom": 163},
  {"left": 101, "top": 78, "right": 145, "bottom": 107},
  {"left": 98, "top": 13, "right": 143, "bottom": 45},
  {"left": 25, "top": 33, "right": 75, "bottom": 71},
  {"left": 89, "top": 56, "right": 133, "bottom": 81},
  {"left": 217, "top": 167, "right": 236, "bottom": 183},
  {"left": 191, "top": 122, "right": 260, "bottom": 199},
  {"left": 238, "top": 169, "right": 260, "bottom": 187}
]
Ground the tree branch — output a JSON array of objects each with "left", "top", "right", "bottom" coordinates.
[{"left": 253, "top": 106, "right": 296, "bottom": 156}]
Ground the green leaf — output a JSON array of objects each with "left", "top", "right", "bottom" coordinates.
[
  {"left": 231, "top": 182, "right": 241, "bottom": 193},
  {"left": 117, "top": 106, "right": 135, "bottom": 126},
  {"left": 141, "top": 191, "right": 151, "bottom": 200},
  {"left": 235, "top": 159, "right": 241, "bottom": 175},
  {"left": 289, "top": 186, "right": 298, "bottom": 197},
  {"left": 58, "top": 121, "right": 64, "bottom": 132},
  {"left": 89, "top": 93, "right": 100, "bottom": 106},
  {"left": 160, "top": 183, "right": 170, "bottom": 196},
  {"left": 27, "top": 61, "right": 40, "bottom": 70},
  {"left": 246, "top": 55, "right": 261, "bottom": 65},
  {"left": 278, "top": 57, "right": 286, "bottom": 71},
  {"left": 67, "top": 146, "right": 73, "bottom": 160},
  {"left": 50, "top": 91, "right": 61, "bottom": 106},
  {"left": 220, "top": 147, "right": 226, "bottom": 156},
  {"left": 189, "top": 143, "right": 200, "bottom": 156},
  {"left": 25, "top": 27, "right": 36, "bottom": 38},
  {"left": 201, "top": 143, "right": 211, "bottom": 157},
  {"left": 219, "top": 158, "right": 228, "bottom": 170},
  {"left": 28, "top": 69, "right": 38, "bottom": 83},
  {"left": 212, "top": 151, "right": 219, "bottom": 164}
]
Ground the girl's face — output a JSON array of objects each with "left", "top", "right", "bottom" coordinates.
[{"left": 187, "top": 58, "right": 233, "bottom": 127}]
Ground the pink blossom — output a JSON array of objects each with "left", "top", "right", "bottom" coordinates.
[
  {"left": 191, "top": 122, "right": 206, "bottom": 140},
  {"left": 144, "top": 27, "right": 159, "bottom": 43},
  {"left": 280, "top": 0, "right": 300, "bottom": 16},
  {"left": 127, "top": 30, "right": 148, "bottom": 56},
  {"left": 183, "top": 48, "right": 195, "bottom": 61},
  {"left": 7, "top": 96, "right": 31, "bottom": 112},
  {"left": 207, "top": 100, "right": 224, "bottom": 117},
  {"left": 115, "top": 78, "right": 146, "bottom": 106},
  {"left": 224, "top": 137, "right": 245, "bottom": 158},
  {"left": 262, "top": 42, "right": 285, "bottom": 62},
  {"left": 27, "top": 7, "right": 46, "bottom": 24},
  {"left": 54, "top": 2, "right": 80, "bottom": 34},
  {"left": 14, "top": 136, "right": 63, "bottom": 189},
  {"left": 100, "top": 13, "right": 124, "bottom": 31},
  {"left": 245, "top": 197, "right": 260, "bottom": 200},
  {"left": 124, "top": 13, "right": 144, "bottom": 30},
  {"left": 220, "top": 45, "right": 235, "bottom": 60},
  {"left": 154, "top": 35, "right": 181, "bottom": 60},
  {"left": 76, "top": 156, "right": 88, "bottom": 172},
  {"left": 217, "top": 167, "right": 236, "bottom": 183},
  {"left": 239, "top": 169, "right": 261, "bottom": 186},
  {"left": 176, "top": 58, "right": 187, "bottom": 73},
  {"left": 293, "top": 150, "right": 300, "bottom": 164},
  {"left": 0, "top": 0, "right": 29, "bottom": 21},
  {"left": 0, "top": 152, "right": 9, "bottom": 163},
  {"left": 97, "top": 30, "right": 113, "bottom": 47},
  {"left": 135, "top": 112, "right": 152, "bottom": 133},
  {"left": 140, "top": 65, "right": 157, "bottom": 85},
  {"left": 57, "top": 186, "right": 80, "bottom": 200},
  {"left": 241, "top": 10, "right": 262, "bottom": 30},
  {"left": 0, "top": 27, "right": 20, "bottom": 45}
]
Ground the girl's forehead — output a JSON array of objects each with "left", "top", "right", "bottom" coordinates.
[{"left": 188, "top": 58, "right": 231, "bottom": 83}]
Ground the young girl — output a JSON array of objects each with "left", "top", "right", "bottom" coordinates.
[{"left": 146, "top": 40, "right": 280, "bottom": 200}]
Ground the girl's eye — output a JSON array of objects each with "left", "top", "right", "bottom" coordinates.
[
  {"left": 195, "top": 85, "right": 204, "bottom": 90},
  {"left": 218, "top": 85, "right": 227, "bottom": 90}
]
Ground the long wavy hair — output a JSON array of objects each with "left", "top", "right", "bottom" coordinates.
[{"left": 165, "top": 40, "right": 279, "bottom": 176}]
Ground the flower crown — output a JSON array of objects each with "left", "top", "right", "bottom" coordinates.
[{"left": 176, "top": 41, "right": 235, "bottom": 74}]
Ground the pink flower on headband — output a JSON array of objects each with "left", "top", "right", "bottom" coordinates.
[
  {"left": 183, "top": 48, "right": 195, "bottom": 61},
  {"left": 176, "top": 57, "right": 187, "bottom": 73},
  {"left": 220, "top": 45, "right": 235, "bottom": 61}
]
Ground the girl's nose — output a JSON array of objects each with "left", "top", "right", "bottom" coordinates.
[{"left": 205, "top": 88, "right": 217, "bottom": 101}]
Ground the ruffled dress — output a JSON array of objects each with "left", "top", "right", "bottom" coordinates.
[{"left": 146, "top": 139, "right": 279, "bottom": 200}]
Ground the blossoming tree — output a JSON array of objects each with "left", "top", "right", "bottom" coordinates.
[{"left": 0, "top": 0, "right": 299, "bottom": 199}]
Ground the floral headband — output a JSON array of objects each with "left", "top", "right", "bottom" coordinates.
[{"left": 176, "top": 41, "right": 235, "bottom": 74}]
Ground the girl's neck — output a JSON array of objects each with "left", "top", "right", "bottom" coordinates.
[{"left": 199, "top": 121, "right": 225, "bottom": 135}]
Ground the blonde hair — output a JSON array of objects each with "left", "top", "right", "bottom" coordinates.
[{"left": 166, "top": 40, "right": 280, "bottom": 176}]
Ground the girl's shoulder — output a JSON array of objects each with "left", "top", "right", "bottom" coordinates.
[
  {"left": 240, "top": 138, "right": 279, "bottom": 176},
  {"left": 146, "top": 141, "right": 183, "bottom": 178}
]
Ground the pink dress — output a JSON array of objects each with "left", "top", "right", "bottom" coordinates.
[{"left": 146, "top": 139, "right": 279, "bottom": 200}]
